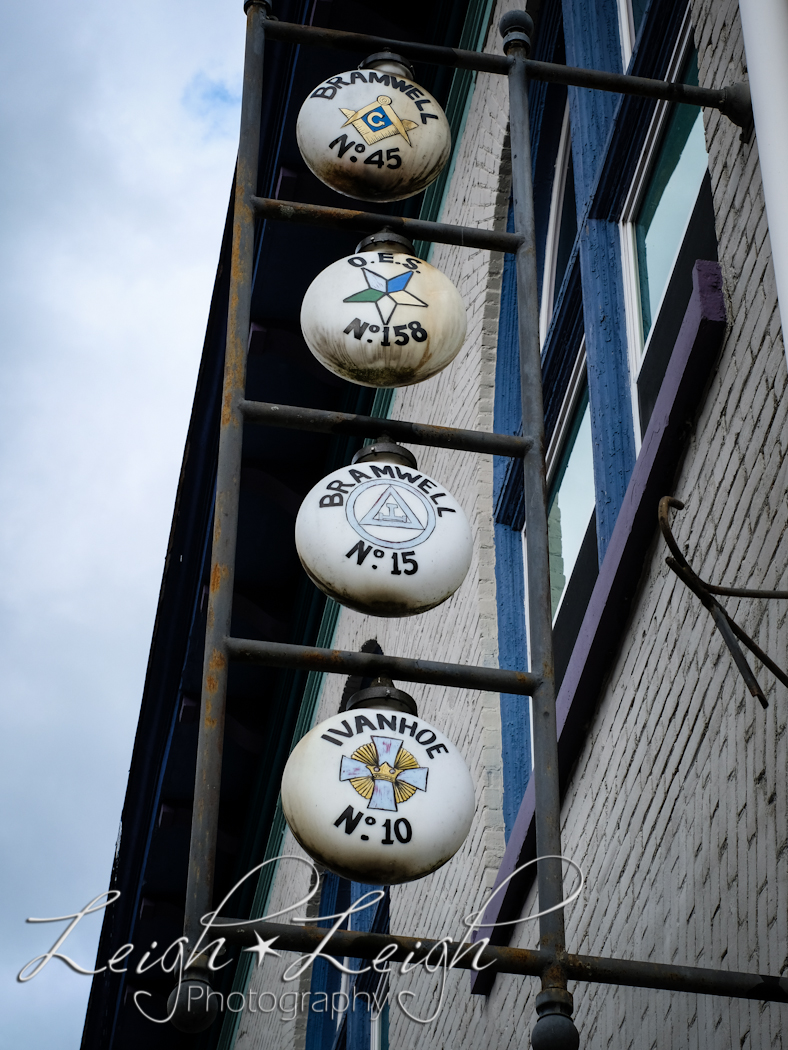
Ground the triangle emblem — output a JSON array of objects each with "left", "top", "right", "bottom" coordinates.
[{"left": 358, "top": 486, "right": 421, "bottom": 530}]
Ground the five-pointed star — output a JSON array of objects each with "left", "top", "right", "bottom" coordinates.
[
  {"left": 242, "top": 932, "right": 282, "bottom": 967},
  {"left": 343, "top": 267, "right": 427, "bottom": 325}
]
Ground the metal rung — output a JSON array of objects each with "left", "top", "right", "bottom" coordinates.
[
  {"left": 251, "top": 197, "right": 522, "bottom": 254},
  {"left": 239, "top": 400, "right": 529, "bottom": 458},
  {"left": 225, "top": 638, "right": 538, "bottom": 696},
  {"left": 262, "top": 19, "right": 752, "bottom": 130},
  {"left": 213, "top": 918, "right": 788, "bottom": 1003},
  {"left": 263, "top": 19, "right": 511, "bottom": 75}
]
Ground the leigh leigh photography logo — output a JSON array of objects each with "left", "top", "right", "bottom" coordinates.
[{"left": 18, "top": 854, "right": 583, "bottom": 1026}]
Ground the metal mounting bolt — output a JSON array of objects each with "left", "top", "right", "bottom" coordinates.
[
  {"left": 346, "top": 676, "right": 418, "bottom": 715},
  {"left": 719, "top": 81, "right": 754, "bottom": 141},
  {"left": 356, "top": 227, "right": 417, "bottom": 256},
  {"left": 352, "top": 437, "right": 418, "bottom": 469},
  {"left": 359, "top": 51, "right": 415, "bottom": 79},
  {"left": 499, "top": 8, "right": 534, "bottom": 56},
  {"left": 531, "top": 989, "right": 579, "bottom": 1050}
]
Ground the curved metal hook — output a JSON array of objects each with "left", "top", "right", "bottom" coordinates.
[
  {"left": 659, "top": 496, "right": 788, "bottom": 600},
  {"left": 659, "top": 498, "right": 788, "bottom": 710}
]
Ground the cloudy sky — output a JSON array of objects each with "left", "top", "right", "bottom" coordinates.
[{"left": 0, "top": 1, "right": 243, "bottom": 1044}]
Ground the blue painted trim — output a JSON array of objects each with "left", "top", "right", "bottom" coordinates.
[
  {"left": 303, "top": 878, "right": 390, "bottom": 1050},
  {"left": 576, "top": 221, "right": 636, "bottom": 559},
  {"left": 591, "top": 0, "right": 689, "bottom": 221},
  {"left": 495, "top": 524, "right": 531, "bottom": 839},
  {"left": 305, "top": 874, "right": 350, "bottom": 1050},
  {"left": 344, "top": 883, "right": 389, "bottom": 1050},
  {"left": 561, "top": 0, "right": 637, "bottom": 558},
  {"left": 493, "top": 209, "right": 531, "bottom": 841},
  {"left": 561, "top": 0, "right": 623, "bottom": 206}
]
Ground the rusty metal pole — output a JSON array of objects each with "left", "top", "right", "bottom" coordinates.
[
  {"left": 183, "top": 0, "right": 269, "bottom": 954},
  {"left": 501, "top": 10, "right": 579, "bottom": 1049}
]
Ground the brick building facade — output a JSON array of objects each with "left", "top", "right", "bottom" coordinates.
[{"left": 235, "top": 1, "right": 788, "bottom": 1047}]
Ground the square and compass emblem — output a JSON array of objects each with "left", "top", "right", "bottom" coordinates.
[{"left": 339, "top": 95, "right": 418, "bottom": 146}]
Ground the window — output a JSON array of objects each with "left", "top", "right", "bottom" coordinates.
[
  {"left": 617, "top": 0, "right": 648, "bottom": 67},
  {"left": 547, "top": 389, "right": 595, "bottom": 621},
  {"left": 524, "top": 346, "right": 599, "bottom": 691},
  {"left": 620, "top": 19, "right": 717, "bottom": 441},
  {"left": 539, "top": 104, "right": 577, "bottom": 346},
  {"left": 634, "top": 51, "right": 707, "bottom": 346}
]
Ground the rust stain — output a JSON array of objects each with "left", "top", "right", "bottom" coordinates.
[
  {"left": 210, "top": 563, "right": 229, "bottom": 592},
  {"left": 219, "top": 214, "right": 252, "bottom": 427},
  {"left": 204, "top": 697, "right": 218, "bottom": 730},
  {"left": 208, "top": 650, "right": 227, "bottom": 672},
  {"left": 213, "top": 492, "right": 225, "bottom": 543},
  {"left": 220, "top": 349, "right": 246, "bottom": 427},
  {"left": 205, "top": 673, "right": 218, "bottom": 695}
]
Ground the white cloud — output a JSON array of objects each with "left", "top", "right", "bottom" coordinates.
[{"left": 0, "top": 1, "right": 244, "bottom": 1045}]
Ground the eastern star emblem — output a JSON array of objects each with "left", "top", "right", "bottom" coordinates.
[
  {"left": 339, "top": 735, "right": 428, "bottom": 812},
  {"left": 339, "top": 95, "right": 418, "bottom": 146},
  {"left": 343, "top": 267, "right": 427, "bottom": 325}
]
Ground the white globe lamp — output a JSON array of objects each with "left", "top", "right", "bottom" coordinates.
[
  {"left": 296, "top": 53, "right": 451, "bottom": 202},
  {"left": 281, "top": 681, "right": 475, "bottom": 884},
  {"left": 295, "top": 441, "right": 473, "bottom": 617},
  {"left": 300, "top": 231, "right": 467, "bottom": 387}
]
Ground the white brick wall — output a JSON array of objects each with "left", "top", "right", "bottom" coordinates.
[
  {"left": 485, "top": 3, "right": 788, "bottom": 1047},
  {"left": 236, "top": 0, "right": 788, "bottom": 1046}
]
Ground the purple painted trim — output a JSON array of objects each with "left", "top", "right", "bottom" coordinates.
[{"left": 470, "top": 261, "right": 726, "bottom": 994}]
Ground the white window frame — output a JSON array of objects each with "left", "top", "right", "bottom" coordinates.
[
  {"left": 617, "top": 0, "right": 638, "bottom": 69},
  {"left": 522, "top": 340, "right": 589, "bottom": 774},
  {"left": 618, "top": 8, "right": 700, "bottom": 448},
  {"left": 545, "top": 338, "right": 588, "bottom": 493},
  {"left": 370, "top": 1008, "right": 383, "bottom": 1050},
  {"left": 539, "top": 103, "right": 573, "bottom": 348}
]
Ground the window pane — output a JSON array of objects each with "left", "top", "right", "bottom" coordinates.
[
  {"left": 554, "top": 152, "right": 577, "bottom": 300},
  {"left": 635, "top": 51, "right": 707, "bottom": 342},
  {"left": 630, "top": 0, "right": 648, "bottom": 37},
  {"left": 547, "top": 391, "right": 595, "bottom": 620}
]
